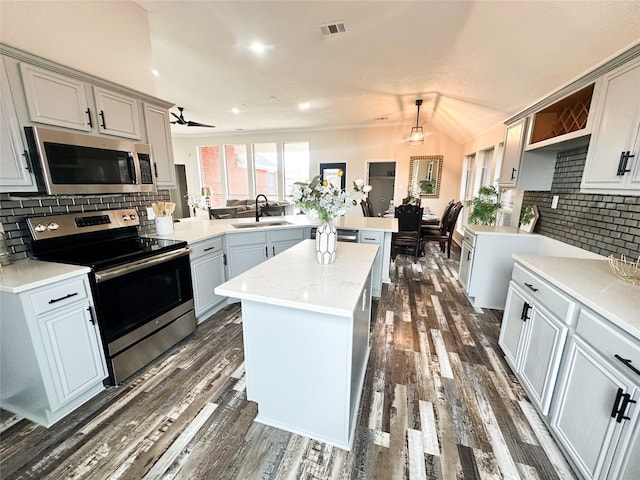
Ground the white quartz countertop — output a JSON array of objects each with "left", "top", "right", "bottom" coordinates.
[
  {"left": 0, "top": 259, "right": 90, "bottom": 294},
  {"left": 513, "top": 254, "right": 640, "bottom": 339},
  {"left": 215, "top": 240, "right": 379, "bottom": 317},
  {"left": 156, "top": 214, "right": 397, "bottom": 245},
  {"left": 466, "top": 225, "right": 533, "bottom": 235}
]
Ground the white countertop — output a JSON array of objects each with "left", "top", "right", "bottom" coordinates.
[
  {"left": 157, "top": 214, "right": 398, "bottom": 245},
  {"left": 215, "top": 239, "right": 379, "bottom": 317},
  {"left": 0, "top": 259, "right": 90, "bottom": 294},
  {"left": 513, "top": 254, "right": 640, "bottom": 339},
  {"left": 466, "top": 225, "right": 530, "bottom": 235}
]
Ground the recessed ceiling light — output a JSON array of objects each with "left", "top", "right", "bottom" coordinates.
[
  {"left": 299, "top": 102, "right": 310, "bottom": 111},
  {"left": 151, "top": 69, "right": 159, "bottom": 77},
  {"left": 250, "top": 42, "right": 266, "bottom": 54},
  {"left": 232, "top": 108, "right": 240, "bottom": 114}
]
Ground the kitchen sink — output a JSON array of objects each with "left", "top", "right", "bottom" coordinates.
[{"left": 231, "top": 221, "right": 293, "bottom": 229}]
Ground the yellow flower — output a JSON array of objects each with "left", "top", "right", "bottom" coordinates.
[
  {"left": 322, "top": 180, "right": 328, "bottom": 187},
  {"left": 338, "top": 169, "right": 344, "bottom": 176}
]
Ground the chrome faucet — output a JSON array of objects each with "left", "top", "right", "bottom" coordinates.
[{"left": 255, "top": 194, "right": 268, "bottom": 222}]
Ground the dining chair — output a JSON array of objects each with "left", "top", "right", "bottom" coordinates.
[
  {"left": 421, "top": 199, "right": 454, "bottom": 236},
  {"left": 392, "top": 204, "right": 423, "bottom": 262},
  {"left": 365, "top": 197, "right": 375, "bottom": 217},
  {"left": 421, "top": 201, "right": 463, "bottom": 258},
  {"left": 360, "top": 200, "right": 370, "bottom": 217}
]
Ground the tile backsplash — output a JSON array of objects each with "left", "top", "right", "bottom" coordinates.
[
  {"left": 523, "top": 146, "right": 640, "bottom": 258},
  {"left": 0, "top": 191, "right": 170, "bottom": 261}
]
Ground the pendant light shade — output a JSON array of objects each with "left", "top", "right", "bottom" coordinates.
[{"left": 408, "top": 99, "right": 424, "bottom": 145}]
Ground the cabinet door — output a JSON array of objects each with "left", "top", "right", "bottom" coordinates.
[
  {"left": 191, "top": 252, "right": 227, "bottom": 320},
  {"left": 144, "top": 103, "right": 176, "bottom": 188},
  {"left": 551, "top": 338, "right": 636, "bottom": 480},
  {"left": 1, "top": 59, "right": 37, "bottom": 192},
  {"left": 358, "top": 231, "right": 383, "bottom": 297},
  {"left": 609, "top": 411, "right": 640, "bottom": 480},
  {"left": 93, "top": 86, "right": 141, "bottom": 139},
  {"left": 227, "top": 243, "right": 267, "bottom": 278},
  {"left": 458, "top": 242, "right": 473, "bottom": 291},
  {"left": 498, "top": 284, "right": 529, "bottom": 368},
  {"left": 271, "top": 240, "right": 300, "bottom": 257},
  {"left": 498, "top": 118, "right": 527, "bottom": 188},
  {"left": 39, "top": 302, "right": 107, "bottom": 408},
  {"left": 20, "top": 63, "right": 91, "bottom": 131},
  {"left": 519, "top": 306, "right": 568, "bottom": 414},
  {"left": 582, "top": 59, "right": 640, "bottom": 191}
]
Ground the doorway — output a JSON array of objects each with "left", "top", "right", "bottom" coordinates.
[
  {"left": 366, "top": 161, "right": 396, "bottom": 216},
  {"left": 169, "top": 164, "right": 190, "bottom": 219}
]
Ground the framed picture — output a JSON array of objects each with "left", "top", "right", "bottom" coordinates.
[
  {"left": 519, "top": 204, "right": 539, "bottom": 233},
  {"left": 320, "top": 162, "right": 346, "bottom": 190}
]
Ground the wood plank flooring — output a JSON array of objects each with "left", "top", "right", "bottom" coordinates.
[{"left": 0, "top": 243, "right": 578, "bottom": 479}]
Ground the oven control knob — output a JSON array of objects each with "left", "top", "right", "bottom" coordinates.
[
  {"left": 47, "top": 222, "right": 59, "bottom": 231},
  {"left": 34, "top": 224, "right": 47, "bottom": 232},
  {"left": 122, "top": 215, "right": 131, "bottom": 221},
  {"left": 130, "top": 214, "right": 137, "bottom": 220}
]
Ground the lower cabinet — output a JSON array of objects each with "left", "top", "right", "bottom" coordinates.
[
  {"left": 227, "top": 228, "right": 306, "bottom": 279},
  {"left": 190, "top": 236, "right": 227, "bottom": 322},
  {"left": 0, "top": 274, "right": 107, "bottom": 427},
  {"left": 358, "top": 230, "right": 383, "bottom": 297}
]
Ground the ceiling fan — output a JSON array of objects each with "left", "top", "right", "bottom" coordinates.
[{"left": 170, "top": 107, "right": 215, "bottom": 128}]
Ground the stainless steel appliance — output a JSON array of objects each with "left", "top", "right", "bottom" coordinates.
[
  {"left": 28, "top": 209, "right": 195, "bottom": 385},
  {"left": 310, "top": 227, "right": 358, "bottom": 242},
  {"left": 25, "top": 126, "right": 156, "bottom": 195}
]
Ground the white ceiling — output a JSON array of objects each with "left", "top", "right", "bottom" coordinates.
[{"left": 136, "top": 1, "right": 640, "bottom": 142}]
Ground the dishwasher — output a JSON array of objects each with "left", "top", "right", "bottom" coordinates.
[{"left": 310, "top": 227, "right": 358, "bottom": 242}]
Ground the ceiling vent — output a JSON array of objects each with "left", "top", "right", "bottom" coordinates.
[{"left": 320, "top": 22, "right": 346, "bottom": 36}]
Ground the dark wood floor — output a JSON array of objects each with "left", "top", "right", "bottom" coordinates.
[{"left": 0, "top": 243, "right": 578, "bottom": 479}]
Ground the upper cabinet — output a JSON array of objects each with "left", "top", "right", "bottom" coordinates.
[
  {"left": 0, "top": 59, "right": 39, "bottom": 193},
  {"left": 93, "top": 86, "right": 141, "bottom": 139},
  {"left": 144, "top": 103, "right": 176, "bottom": 188},
  {"left": 498, "top": 118, "right": 527, "bottom": 188},
  {"left": 21, "top": 63, "right": 142, "bottom": 140},
  {"left": 581, "top": 58, "right": 640, "bottom": 195}
]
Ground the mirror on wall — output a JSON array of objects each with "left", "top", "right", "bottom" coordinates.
[
  {"left": 409, "top": 155, "right": 443, "bottom": 198},
  {"left": 320, "top": 162, "right": 346, "bottom": 190}
]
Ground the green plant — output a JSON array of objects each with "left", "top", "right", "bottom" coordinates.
[
  {"left": 466, "top": 186, "right": 503, "bottom": 225},
  {"left": 519, "top": 205, "right": 535, "bottom": 226}
]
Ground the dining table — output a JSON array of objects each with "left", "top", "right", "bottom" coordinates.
[{"left": 383, "top": 210, "right": 440, "bottom": 226}]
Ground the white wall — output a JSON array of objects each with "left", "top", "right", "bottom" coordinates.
[
  {"left": 172, "top": 122, "right": 463, "bottom": 217},
  {"left": 0, "top": 1, "right": 156, "bottom": 95}
]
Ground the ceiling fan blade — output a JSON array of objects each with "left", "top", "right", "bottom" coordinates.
[
  {"left": 186, "top": 120, "right": 215, "bottom": 128},
  {"left": 170, "top": 111, "right": 183, "bottom": 121}
]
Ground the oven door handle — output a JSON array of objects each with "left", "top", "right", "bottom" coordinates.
[{"left": 94, "top": 247, "right": 190, "bottom": 283}]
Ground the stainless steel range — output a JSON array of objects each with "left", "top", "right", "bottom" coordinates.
[{"left": 27, "top": 208, "right": 195, "bottom": 385}]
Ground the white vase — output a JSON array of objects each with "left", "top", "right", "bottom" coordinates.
[{"left": 315, "top": 221, "right": 337, "bottom": 264}]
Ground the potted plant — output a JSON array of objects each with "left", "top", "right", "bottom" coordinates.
[{"left": 467, "top": 186, "right": 503, "bottom": 225}]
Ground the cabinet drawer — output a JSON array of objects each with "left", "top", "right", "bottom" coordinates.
[
  {"left": 576, "top": 308, "right": 640, "bottom": 379},
  {"left": 463, "top": 229, "right": 476, "bottom": 247},
  {"left": 30, "top": 277, "right": 90, "bottom": 316},
  {"left": 512, "top": 263, "right": 574, "bottom": 321},
  {"left": 190, "top": 236, "right": 224, "bottom": 260},
  {"left": 358, "top": 230, "right": 383, "bottom": 244},
  {"left": 269, "top": 228, "right": 305, "bottom": 243}
]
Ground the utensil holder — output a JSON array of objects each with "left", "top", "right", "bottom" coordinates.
[{"left": 155, "top": 216, "right": 174, "bottom": 235}]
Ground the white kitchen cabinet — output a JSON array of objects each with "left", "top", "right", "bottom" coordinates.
[
  {"left": 190, "top": 236, "right": 227, "bottom": 322},
  {"left": 0, "top": 274, "right": 107, "bottom": 427},
  {"left": 93, "top": 86, "right": 141, "bottom": 140},
  {"left": 0, "top": 58, "right": 38, "bottom": 193},
  {"left": 581, "top": 58, "right": 640, "bottom": 194},
  {"left": 498, "top": 118, "right": 528, "bottom": 188},
  {"left": 358, "top": 230, "right": 383, "bottom": 297},
  {"left": 20, "top": 63, "right": 92, "bottom": 132},
  {"left": 20, "top": 63, "right": 142, "bottom": 141},
  {"left": 498, "top": 280, "right": 569, "bottom": 415},
  {"left": 227, "top": 228, "right": 306, "bottom": 279},
  {"left": 144, "top": 103, "right": 176, "bottom": 188}
]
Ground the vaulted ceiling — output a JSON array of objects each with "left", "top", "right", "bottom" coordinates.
[{"left": 136, "top": 1, "right": 640, "bottom": 142}]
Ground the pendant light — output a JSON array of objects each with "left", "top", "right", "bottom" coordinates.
[{"left": 409, "top": 99, "right": 424, "bottom": 145}]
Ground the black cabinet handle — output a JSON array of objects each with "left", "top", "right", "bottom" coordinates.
[
  {"left": 85, "top": 108, "right": 93, "bottom": 128},
  {"left": 520, "top": 302, "right": 531, "bottom": 321},
  {"left": 615, "top": 354, "right": 640, "bottom": 376},
  {"left": 622, "top": 151, "right": 635, "bottom": 175},
  {"left": 617, "top": 151, "right": 627, "bottom": 176},
  {"left": 272, "top": 246, "right": 275, "bottom": 256},
  {"left": 86, "top": 306, "right": 95, "bottom": 325},
  {"left": 99, "top": 110, "right": 106, "bottom": 129},
  {"left": 467, "top": 250, "right": 471, "bottom": 261},
  {"left": 48, "top": 292, "right": 78, "bottom": 304},
  {"left": 611, "top": 387, "right": 636, "bottom": 423},
  {"left": 511, "top": 168, "right": 517, "bottom": 180},
  {"left": 223, "top": 253, "right": 227, "bottom": 266},
  {"left": 22, "top": 150, "right": 33, "bottom": 173},
  {"left": 265, "top": 246, "right": 269, "bottom": 258},
  {"left": 524, "top": 282, "right": 539, "bottom": 292},
  {"left": 204, "top": 246, "right": 215, "bottom": 252}
]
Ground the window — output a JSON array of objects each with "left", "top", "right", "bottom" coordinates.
[
  {"left": 198, "top": 146, "right": 224, "bottom": 207},
  {"left": 283, "top": 142, "right": 310, "bottom": 201},
  {"left": 224, "top": 144, "right": 250, "bottom": 200},
  {"left": 253, "top": 143, "right": 278, "bottom": 200}
]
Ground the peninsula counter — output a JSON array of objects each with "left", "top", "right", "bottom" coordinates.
[{"left": 215, "top": 240, "right": 378, "bottom": 450}]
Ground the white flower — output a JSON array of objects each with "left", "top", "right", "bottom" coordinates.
[
  {"left": 291, "top": 175, "right": 354, "bottom": 222},
  {"left": 363, "top": 185, "right": 372, "bottom": 193}
]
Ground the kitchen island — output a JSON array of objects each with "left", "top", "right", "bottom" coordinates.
[{"left": 215, "top": 239, "right": 378, "bottom": 450}]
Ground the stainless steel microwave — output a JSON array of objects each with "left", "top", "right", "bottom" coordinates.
[{"left": 25, "top": 126, "right": 156, "bottom": 195}]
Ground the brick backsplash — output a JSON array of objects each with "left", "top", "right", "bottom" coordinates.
[
  {"left": 523, "top": 146, "right": 640, "bottom": 258},
  {"left": 0, "top": 191, "right": 170, "bottom": 261}
]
